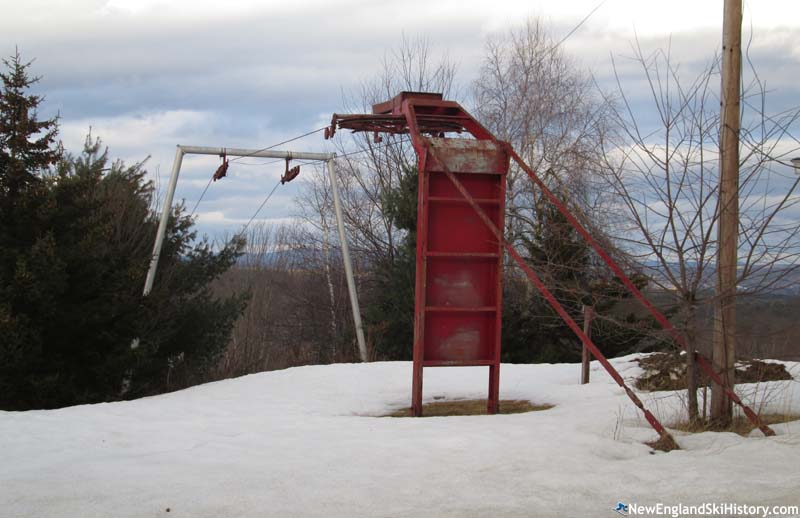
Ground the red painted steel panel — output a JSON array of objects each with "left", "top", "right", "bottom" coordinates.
[
  {"left": 426, "top": 257, "right": 498, "bottom": 308},
  {"left": 413, "top": 134, "right": 508, "bottom": 414},
  {"left": 423, "top": 312, "right": 496, "bottom": 362},
  {"left": 427, "top": 201, "right": 499, "bottom": 254}
]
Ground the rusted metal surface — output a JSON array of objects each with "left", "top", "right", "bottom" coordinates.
[
  {"left": 324, "top": 91, "right": 491, "bottom": 142},
  {"left": 372, "top": 91, "right": 444, "bottom": 113},
  {"left": 212, "top": 157, "right": 229, "bottom": 181},
  {"left": 426, "top": 138, "right": 509, "bottom": 174},
  {"left": 324, "top": 113, "right": 468, "bottom": 140},
  {"left": 281, "top": 159, "right": 300, "bottom": 184}
]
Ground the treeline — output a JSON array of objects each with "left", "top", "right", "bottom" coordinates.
[
  {"left": 214, "top": 25, "right": 800, "bottom": 382},
  {"left": 212, "top": 171, "right": 658, "bottom": 375},
  {"left": 0, "top": 52, "right": 246, "bottom": 410},
  {"left": 4, "top": 18, "right": 798, "bottom": 410}
]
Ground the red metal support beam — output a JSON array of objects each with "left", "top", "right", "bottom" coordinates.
[{"left": 505, "top": 148, "right": 775, "bottom": 437}]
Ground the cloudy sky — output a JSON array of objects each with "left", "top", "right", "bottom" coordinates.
[{"left": 2, "top": 0, "right": 799, "bottom": 238}]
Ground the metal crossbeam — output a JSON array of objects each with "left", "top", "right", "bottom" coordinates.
[{"left": 141, "top": 144, "right": 368, "bottom": 363}]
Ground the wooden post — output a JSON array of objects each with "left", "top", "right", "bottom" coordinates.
[
  {"left": 581, "top": 305, "right": 593, "bottom": 384},
  {"left": 712, "top": 0, "right": 742, "bottom": 425}
]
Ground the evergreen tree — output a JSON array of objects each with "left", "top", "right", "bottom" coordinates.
[
  {"left": 0, "top": 55, "right": 247, "bottom": 409},
  {"left": 0, "top": 49, "right": 59, "bottom": 197},
  {"left": 0, "top": 50, "right": 62, "bottom": 408},
  {"left": 502, "top": 200, "right": 652, "bottom": 363},
  {"left": 503, "top": 201, "right": 590, "bottom": 362},
  {"left": 364, "top": 166, "right": 418, "bottom": 360}
]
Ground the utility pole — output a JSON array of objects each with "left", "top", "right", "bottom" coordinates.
[{"left": 712, "top": 0, "right": 742, "bottom": 426}]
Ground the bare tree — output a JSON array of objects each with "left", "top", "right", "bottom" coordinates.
[
  {"left": 473, "top": 19, "right": 613, "bottom": 247},
  {"left": 330, "top": 34, "right": 457, "bottom": 265},
  {"left": 471, "top": 18, "right": 634, "bottom": 353},
  {"left": 295, "top": 36, "right": 457, "bottom": 358},
  {"left": 598, "top": 40, "right": 800, "bottom": 423},
  {"left": 211, "top": 221, "right": 355, "bottom": 378}
]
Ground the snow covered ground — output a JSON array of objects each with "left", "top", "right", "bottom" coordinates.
[{"left": 2, "top": 355, "right": 799, "bottom": 518}]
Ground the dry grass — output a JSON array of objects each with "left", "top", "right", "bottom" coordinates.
[
  {"left": 384, "top": 399, "right": 554, "bottom": 418},
  {"left": 671, "top": 413, "right": 800, "bottom": 437},
  {"left": 635, "top": 353, "right": 793, "bottom": 392},
  {"left": 646, "top": 434, "right": 681, "bottom": 452}
]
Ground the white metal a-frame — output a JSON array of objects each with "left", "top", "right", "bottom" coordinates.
[{"left": 142, "top": 145, "right": 368, "bottom": 362}]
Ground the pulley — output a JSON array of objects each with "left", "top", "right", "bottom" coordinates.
[
  {"left": 281, "top": 158, "right": 300, "bottom": 185},
  {"left": 213, "top": 150, "right": 229, "bottom": 182}
]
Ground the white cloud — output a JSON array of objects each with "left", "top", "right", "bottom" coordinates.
[
  {"left": 196, "top": 210, "right": 230, "bottom": 224},
  {"left": 60, "top": 110, "right": 212, "bottom": 154}
]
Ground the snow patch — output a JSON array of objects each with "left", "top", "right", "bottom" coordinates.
[{"left": 1, "top": 356, "right": 799, "bottom": 517}]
